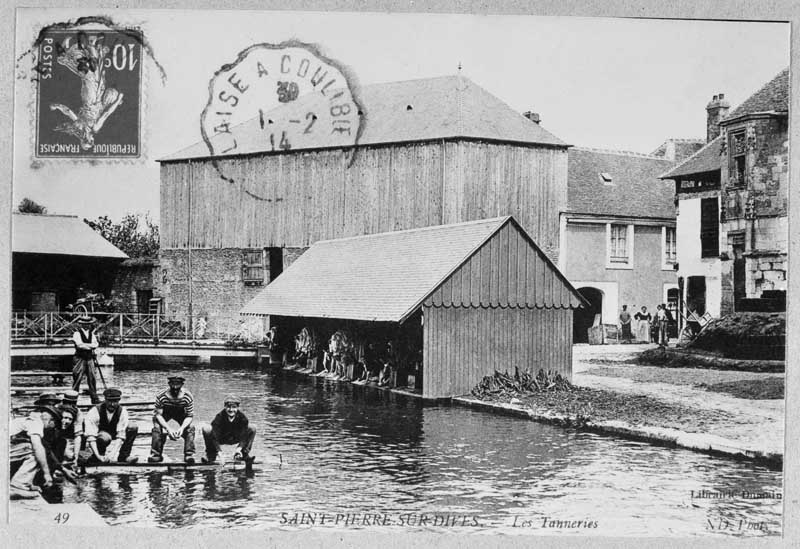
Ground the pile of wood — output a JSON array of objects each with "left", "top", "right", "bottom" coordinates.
[{"left": 471, "top": 368, "right": 573, "bottom": 400}]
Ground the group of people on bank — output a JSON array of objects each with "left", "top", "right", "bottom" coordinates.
[
  {"left": 270, "top": 325, "right": 422, "bottom": 390},
  {"left": 618, "top": 304, "right": 674, "bottom": 345},
  {"left": 9, "top": 316, "right": 257, "bottom": 499}
]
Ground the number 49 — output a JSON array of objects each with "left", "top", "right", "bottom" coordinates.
[{"left": 54, "top": 512, "right": 70, "bottom": 524}]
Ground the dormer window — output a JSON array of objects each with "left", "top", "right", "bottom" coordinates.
[{"left": 599, "top": 172, "right": 613, "bottom": 185}]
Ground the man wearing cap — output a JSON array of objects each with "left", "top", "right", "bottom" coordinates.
[
  {"left": 10, "top": 404, "right": 62, "bottom": 498},
  {"left": 81, "top": 387, "right": 139, "bottom": 464},
  {"left": 72, "top": 315, "right": 100, "bottom": 404},
  {"left": 201, "top": 396, "right": 256, "bottom": 464},
  {"left": 150, "top": 376, "right": 196, "bottom": 464}
]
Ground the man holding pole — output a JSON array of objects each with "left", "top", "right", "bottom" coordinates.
[{"left": 72, "top": 316, "right": 101, "bottom": 404}]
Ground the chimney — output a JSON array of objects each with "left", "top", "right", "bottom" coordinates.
[
  {"left": 522, "top": 111, "right": 541, "bottom": 124},
  {"left": 706, "top": 93, "right": 730, "bottom": 143}
]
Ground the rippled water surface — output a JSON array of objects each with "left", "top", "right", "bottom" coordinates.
[{"left": 15, "top": 360, "right": 783, "bottom": 536}]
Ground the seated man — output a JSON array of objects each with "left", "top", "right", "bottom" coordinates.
[
  {"left": 201, "top": 396, "right": 256, "bottom": 464},
  {"left": 10, "top": 404, "right": 62, "bottom": 498},
  {"left": 150, "top": 375, "right": 196, "bottom": 464},
  {"left": 80, "top": 388, "right": 139, "bottom": 464}
]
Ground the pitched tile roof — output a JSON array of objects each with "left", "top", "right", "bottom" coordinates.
[
  {"left": 659, "top": 136, "right": 723, "bottom": 179},
  {"left": 723, "top": 68, "right": 789, "bottom": 121},
  {"left": 650, "top": 138, "right": 705, "bottom": 162},
  {"left": 12, "top": 213, "right": 128, "bottom": 258},
  {"left": 567, "top": 148, "right": 677, "bottom": 219},
  {"left": 241, "top": 216, "right": 583, "bottom": 322},
  {"left": 161, "top": 76, "right": 567, "bottom": 161}
]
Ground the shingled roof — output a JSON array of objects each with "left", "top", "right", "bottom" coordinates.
[
  {"left": 723, "top": 68, "right": 789, "bottom": 122},
  {"left": 659, "top": 135, "right": 723, "bottom": 180},
  {"left": 567, "top": 148, "right": 676, "bottom": 219},
  {"left": 241, "top": 216, "right": 584, "bottom": 322},
  {"left": 13, "top": 213, "right": 128, "bottom": 258},
  {"left": 161, "top": 76, "right": 567, "bottom": 161}
]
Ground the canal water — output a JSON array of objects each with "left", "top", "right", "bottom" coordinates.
[{"left": 16, "top": 360, "right": 782, "bottom": 536}]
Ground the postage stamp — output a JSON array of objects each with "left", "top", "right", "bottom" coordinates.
[{"left": 35, "top": 28, "right": 143, "bottom": 158}]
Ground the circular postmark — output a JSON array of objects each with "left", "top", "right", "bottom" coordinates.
[{"left": 201, "top": 41, "right": 363, "bottom": 178}]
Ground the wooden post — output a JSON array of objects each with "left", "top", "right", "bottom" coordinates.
[
  {"left": 188, "top": 160, "right": 194, "bottom": 341},
  {"left": 119, "top": 313, "right": 124, "bottom": 344}
]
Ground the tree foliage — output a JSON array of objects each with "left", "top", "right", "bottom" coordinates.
[
  {"left": 18, "top": 198, "right": 47, "bottom": 214},
  {"left": 85, "top": 213, "right": 160, "bottom": 258}
]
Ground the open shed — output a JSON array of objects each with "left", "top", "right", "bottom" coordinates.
[
  {"left": 241, "top": 216, "right": 585, "bottom": 399},
  {"left": 12, "top": 213, "right": 128, "bottom": 311}
]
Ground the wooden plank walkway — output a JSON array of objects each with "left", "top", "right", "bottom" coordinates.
[{"left": 11, "top": 371, "right": 70, "bottom": 377}]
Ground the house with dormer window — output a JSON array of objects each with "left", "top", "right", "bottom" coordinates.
[{"left": 559, "top": 145, "right": 702, "bottom": 343}]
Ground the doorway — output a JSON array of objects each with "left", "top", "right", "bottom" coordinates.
[
  {"left": 573, "top": 287, "right": 603, "bottom": 343},
  {"left": 731, "top": 233, "right": 746, "bottom": 306},
  {"left": 686, "top": 276, "right": 707, "bottom": 316}
]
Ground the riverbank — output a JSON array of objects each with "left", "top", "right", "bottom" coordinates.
[{"left": 458, "top": 344, "right": 783, "bottom": 468}]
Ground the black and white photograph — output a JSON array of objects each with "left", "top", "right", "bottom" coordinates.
[{"left": 4, "top": 4, "right": 795, "bottom": 545}]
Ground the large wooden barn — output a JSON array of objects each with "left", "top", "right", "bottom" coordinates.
[
  {"left": 157, "top": 75, "right": 570, "bottom": 327},
  {"left": 241, "top": 217, "right": 585, "bottom": 399}
]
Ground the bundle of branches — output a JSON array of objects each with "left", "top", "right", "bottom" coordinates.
[{"left": 470, "top": 368, "right": 573, "bottom": 400}]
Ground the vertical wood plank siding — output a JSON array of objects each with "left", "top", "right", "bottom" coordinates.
[
  {"left": 420, "top": 221, "right": 578, "bottom": 398},
  {"left": 160, "top": 141, "right": 567, "bottom": 259},
  {"left": 423, "top": 306, "right": 573, "bottom": 398},
  {"left": 423, "top": 222, "right": 581, "bottom": 309}
]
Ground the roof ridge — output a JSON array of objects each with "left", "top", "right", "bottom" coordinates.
[
  {"left": 314, "top": 216, "right": 511, "bottom": 244},
  {"left": 659, "top": 135, "right": 723, "bottom": 179},
  {"left": 723, "top": 67, "right": 790, "bottom": 121},
  {"left": 572, "top": 146, "right": 671, "bottom": 160},
  {"left": 662, "top": 137, "right": 705, "bottom": 143},
  {"left": 13, "top": 212, "right": 79, "bottom": 219}
]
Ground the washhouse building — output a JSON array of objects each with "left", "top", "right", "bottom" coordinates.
[{"left": 241, "top": 217, "right": 586, "bottom": 399}]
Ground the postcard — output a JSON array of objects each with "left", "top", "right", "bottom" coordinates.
[{"left": 5, "top": 5, "right": 794, "bottom": 547}]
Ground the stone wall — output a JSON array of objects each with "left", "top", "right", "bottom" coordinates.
[
  {"left": 109, "top": 259, "right": 158, "bottom": 312},
  {"left": 158, "top": 247, "right": 309, "bottom": 335},
  {"left": 719, "top": 116, "right": 788, "bottom": 307},
  {"left": 748, "top": 254, "right": 788, "bottom": 297},
  {"left": 159, "top": 248, "right": 274, "bottom": 331}
]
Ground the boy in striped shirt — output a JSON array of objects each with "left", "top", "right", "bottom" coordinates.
[{"left": 149, "top": 375, "right": 196, "bottom": 463}]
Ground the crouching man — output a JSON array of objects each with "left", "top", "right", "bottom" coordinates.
[
  {"left": 10, "top": 404, "right": 62, "bottom": 498},
  {"left": 150, "top": 375, "right": 196, "bottom": 464},
  {"left": 201, "top": 396, "right": 255, "bottom": 464},
  {"left": 80, "top": 388, "right": 139, "bottom": 464}
]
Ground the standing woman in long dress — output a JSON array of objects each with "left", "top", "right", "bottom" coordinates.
[
  {"left": 634, "top": 306, "right": 651, "bottom": 342},
  {"left": 619, "top": 305, "right": 633, "bottom": 343}
]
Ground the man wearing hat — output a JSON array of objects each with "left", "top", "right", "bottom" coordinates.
[
  {"left": 72, "top": 315, "right": 100, "bottom": 404},
  {"left": 10, "top": 404, "right": 62, "bottom": 498},
  {"left": 201, "top": 395, "right": 256, "bottom": 464},
  {"left": 149, "top": 375, "right": 196, "bottom": 463},
  {"left": 81, "top": 387, "right": 139, "bottom": 464}
]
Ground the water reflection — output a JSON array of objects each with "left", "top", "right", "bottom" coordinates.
[{"left": 12, "top": 362, "right": 782, "bottom": 536}]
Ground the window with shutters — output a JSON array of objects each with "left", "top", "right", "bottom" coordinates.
[
  {"left": 606, "top": 223, "right": 633, "bottom": 269},
  {"left": 700, "top": 198, "right": 719, "bottom": 258},
  {"left": 242, "top": 249, "right": 265, "bottom": 285}
]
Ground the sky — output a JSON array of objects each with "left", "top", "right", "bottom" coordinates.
[{"left": 13, "top": 9, "right": 790, "bottom": 223}]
